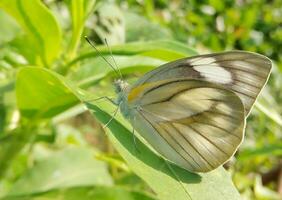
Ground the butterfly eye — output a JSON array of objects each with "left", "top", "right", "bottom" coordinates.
[{"left": 114, "top": 79, "right": 129, "bottom": 93}]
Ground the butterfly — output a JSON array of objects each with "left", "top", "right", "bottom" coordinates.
[{"left": 113, "top": 51, "right": 272, "bottom": 173}]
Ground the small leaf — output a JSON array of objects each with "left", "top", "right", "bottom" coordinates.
[
  {"left": 16, "top": 67, "right": 79, "bottom": 119},
  {"left": 66, "top": 0, "right": 96, "bottom": 58}
]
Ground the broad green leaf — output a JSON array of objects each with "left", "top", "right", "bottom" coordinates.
[
  {"left": 0, "top": 0, "right": 62, "bottom": 66},
  {"left": 85, "top": 102, "right": 241, "bottom": 200},
  {"left": 16, "top": 67, "right": 79, "bottom": 119},
  {"left": 21, "top": 67, "right": 241, "bottom": 200},
  {"left": 2, "top": 186, "right": 156, "bottom": 200},
  {"left": 9, "top": 147, "right": 113, "bottom": 196},
  {"left": 66, "top": 0, "right": 96, "bottom": 59}
]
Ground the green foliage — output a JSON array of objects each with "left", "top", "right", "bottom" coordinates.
[
  {"left": 66, "top": 0, "right": 96, "bottom": 58},
  {"left": 0, "top": 0, "right": 281, "bottom": 199},
  {"left": 0, "top": 0, "right": 62, "bottom": 66}
]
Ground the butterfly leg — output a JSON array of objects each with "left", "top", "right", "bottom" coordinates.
[
  {"left": 103, "top": 104, "right": 120, "bottom": 128},
  {"left": 132, "top": 127, "right": 140, "bottom": 153},
  {"left": 131, "top": 116, "right": 140, "bottom": 153}
]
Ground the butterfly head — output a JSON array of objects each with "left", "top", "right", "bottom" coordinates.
[
  {"left": 114, "top": 79, "right": 131, "bottom": 118},
  {"left": 114, "top": 79, "right": 129, "bottom": 93}
]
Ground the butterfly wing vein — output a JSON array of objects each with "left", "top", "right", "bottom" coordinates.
[
  {"left": 121, "top": 51, "right": 271, "bottom": 172},
  {"left": 129, "top": 80, "right": 245, "bottom": 172}
]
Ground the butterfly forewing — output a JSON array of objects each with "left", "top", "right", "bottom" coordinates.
[
  {"left": 127, "top": 80, "right": 245, "bottom": 172},
  {"left": 120, "top": 51, "right": 271, "bottom": 172},
  {"left": 131, "top": 51, "right": 272, "bottom": 116}
]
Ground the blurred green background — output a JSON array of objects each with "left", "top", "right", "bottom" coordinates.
[{"left": 0, "top": 0, "right": 281, "bottom": 199}]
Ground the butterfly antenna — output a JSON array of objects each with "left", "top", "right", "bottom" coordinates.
[
  {"left": 83, "top": 96, "right": 117, "bottom": 105},
  {"left": 104, "top": 38, "right": 123, "bottom": 79},
  {"left": 84, "top": 36, "right": 120, "bottom": 77}
]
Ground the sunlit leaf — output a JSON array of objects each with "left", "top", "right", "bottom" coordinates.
[
  {"left": 16, "top": 67, "right": 79, "bottom": 119},
  {"left": 66, "top": 0, "right": 96, "bottom": 58},
  {"left": 66, "top": 40, "right": 197, "bottom": 70}
]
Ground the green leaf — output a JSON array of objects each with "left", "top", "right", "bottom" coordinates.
[
  {"left": 84, "top": 102, "right": 241, "bottom": 200},
  {"left": 106, "top": 40, "right": 197, "bottom": 59},
  {"left": 66, "top": 40, "right": 197, "bottom": 70},
  {"left": 8, "top": 147, "right": 113, "bottom": 196},
  {"left": 16, "top": 67, "right": 79, "bottom": 119},
  {"left": 19, "top": 67, "right": 241, "bottom": 200},
  {"left": 67, "top": 0, "right": 96, "bottom": 59},
  {"left": 2, "top": 186, "right": 156, "bottom": 200},
  {"left": 0, "top": 0, "right": 62, "bottom": 66}
]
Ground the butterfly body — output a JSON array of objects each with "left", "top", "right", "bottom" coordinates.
[{"left": 114, "top": 51, "right": 272, "bottom": 173}]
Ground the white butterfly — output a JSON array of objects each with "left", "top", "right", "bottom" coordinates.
[{"left": 113, "top": 51, "right": 272, "bottom": 173}]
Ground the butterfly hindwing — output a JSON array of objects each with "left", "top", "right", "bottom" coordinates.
[
  {"left": 119, "top": 51, "right": 271, "bottom": 172},
  {"left": 132, "top": 51, "right": 272, "bottom": 115},
  {"left": 127, "top": 80, "right": 245, "bottom": 172}
]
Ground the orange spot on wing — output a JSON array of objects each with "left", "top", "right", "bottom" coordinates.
[{"left": 127, "top": 83, "right": 155, "bottom": 103}]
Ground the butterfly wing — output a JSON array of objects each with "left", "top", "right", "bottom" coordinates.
[
  {"left": 131, "top": 51, "right": 272, "bottom": 116},
  {"left": 126, "top": 79, "right": 245, "bottom": 172}
]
